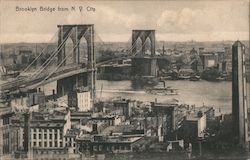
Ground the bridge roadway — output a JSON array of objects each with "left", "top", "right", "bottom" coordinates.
[
  {"left": 0, "top": 64, "right": 88, "bottom": 92},
  {"left": 0, "top": 54, "right": 135, "bottom": 92},
  {"left": 0, "top": 54, "right": 170, "bottom": 93}
]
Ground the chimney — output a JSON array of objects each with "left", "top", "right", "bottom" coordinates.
[
  {"left": 23, "top": 113, "right": 30, "bottom": 152},
  {"left": 92, "top": 123, "right": 98, "bottom": 134}
]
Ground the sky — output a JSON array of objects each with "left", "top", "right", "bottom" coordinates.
[{"left": 0, "top": 0, "right": 249, "bottom": 43}]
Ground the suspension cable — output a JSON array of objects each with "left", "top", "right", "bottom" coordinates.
[
  {"left": 40, "top": 28, "right": 90, "bottom": 84},
  {"left": 30, "top": 29, "right": 74, "bottom": 79},
  {"left": 17, "top": 30, "right": 59, "bottom": 78}
]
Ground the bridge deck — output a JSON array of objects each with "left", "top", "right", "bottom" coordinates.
[{"left": 0, "top": 65, "right": 89, "bottom": 91}]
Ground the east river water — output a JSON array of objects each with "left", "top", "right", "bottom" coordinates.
[
  {"left": 96, "top": 80, "right": 232, "bottom": 114},
  {"left": 0, "top": 79, "right": 233, "bottom": 114}
]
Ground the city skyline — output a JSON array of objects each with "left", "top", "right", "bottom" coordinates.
[{"left": 0, "top": 0, "right": 249, "bottom": 43}]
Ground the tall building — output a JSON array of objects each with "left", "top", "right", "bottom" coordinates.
[
  {"left": 0, "top": 104, "right": 18, "bottom": 159},
  {"left": 232, "top": 40, "right": 249, "bottom": 149}
]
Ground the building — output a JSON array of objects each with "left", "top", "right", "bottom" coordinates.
[
  {"left": 186, "top": 112, "right": 206, "bottom": 138},
  {"left": 232, "top": 40, "right": 249, "bottom": 149},
  {"left": 12, "top": 109, "right": 73, "bottom": 160},
  {"left": 77, "top": 134, "right": 143, "bottom": 154},
  {"left": 64, "top": 128, "right": 80, "bottom": 157},
  {"left": 91, "top": 115, "right": 122, "bottom": 127},
  {"left": 113, "top": 98, "right": 137, "bottom": 119},
  {"left": 151, "top": 102, "right": 184, "bottom": 131},
  {"left": 196, "top": 106, "right": 215, "bottom": 121},
  {"left": 0, "top": 103, "right": 18, "bottom": 159},
  {"left": 181, "top": 111, "right": 206, "bottom": 142},
  {"left": 68, "top": 90, "right": 92, "bottom": 112},
  {"left": 77, "top": 91, "right": 91, "bottom": 112},
  {"left": 199, "top": 53, "right": 219, "bottom": 70},
  {"left": 10, "top": 89, "right": 45, "bottom": 111}
]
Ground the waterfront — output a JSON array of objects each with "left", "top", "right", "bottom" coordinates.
[
  {"left": 96, "top": 80, "right": 232, "bottom": 114},
  {"left": 0, "top": 79, "right": 233, "bottom": 114}
]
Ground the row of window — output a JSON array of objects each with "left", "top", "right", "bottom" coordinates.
[
  {"left": 2, "top": 117, "right": 10, "bottom": 125},
  {"left": 33, "top": 134, "right": 62, "bottom": 140},
  {"left": 34, "top": 158, "right": 66, "bottom": 160},
  {"left": 35, "top": 150, "right": 67, "bottom": 155},
  {"left": 92, "top": 145, "right": 131, "bottom": 151},
  {"left": 65, "top": 142, "right": 76, "bottom": 147},
  {"left": 33, "top": 141, "right": 63, "bottom": 148},
  {"left": 33, "top": 129, "right": 63, "bottom": 133}
]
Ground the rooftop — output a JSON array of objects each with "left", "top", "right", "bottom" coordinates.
[
  {"left": 101, "top": 125, "right": 137, "bottom": 135},
  {"left": 233, "top": 40, "right": 244, "bottom": 47}
]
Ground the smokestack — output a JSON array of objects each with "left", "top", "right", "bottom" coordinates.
[
  {"left": 92, "top": 123, "right": 98, "bottom": 134},
  {"left": 23, "top": 113, "right": 30, "bottom": 152},
  {"left": 52, "top": 89, "right": 55, "bottom": 101},
  {"left": 144, "top": 117, "right": 147, "bottom": 136}
]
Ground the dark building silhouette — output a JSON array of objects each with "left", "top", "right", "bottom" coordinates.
[{"left": 232, "top": 40, "right": 249, "bottom": 149}]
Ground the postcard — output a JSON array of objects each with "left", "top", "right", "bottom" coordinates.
[{"left": 0, "top": 0, "right": 249, "bottom": 159}]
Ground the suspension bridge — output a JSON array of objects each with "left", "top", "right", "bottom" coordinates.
[{"left": 0, "top": 24, "right": 157, "bottom": 99}]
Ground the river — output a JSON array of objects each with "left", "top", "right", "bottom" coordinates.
[
  {"left": 96, "top": 80, "right": 232, "bottom": 114},
  {"left": 0, "top": 79, "right": 233, "bottom": 114}
]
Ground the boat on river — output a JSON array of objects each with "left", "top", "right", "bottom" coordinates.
[
  {"left": 189, "top": 75, "right": 200, "bottom": 81},
  {"left": 145, "top": 81, "right": 178, "bottom": 96}
]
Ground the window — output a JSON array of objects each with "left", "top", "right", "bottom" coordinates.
[
  {"left": 33, "top": 142, "right": 36, "bottom": 147},
  {"left": 44, "top": 142, "right": 47, "bottom": 147},
  {"left": 99, "top": 145, "right": 103, "bottom": 151},
  {"left": 39, "top": 142, "right": 41, "bottom": 147},
  {"left": 55, "top": 142, "right": 58, "bottom": 147},
  {"left": 60, "top": 142, "right": 63, "bottom": 147},
  {"left": 33, "top": 134, "right": 36, "bottom": 139},
  {"left": 121, "top": 146, "right": 125, "bottom": 150},
  {"left": 49, "top": 142, "right": 52, "bottom": 147},
  {"left": 44, "top": 134, "right": 47, "bottom": 139},
  {"left": 39, "top": 134, "right": 41, "bottom": 139},
  {"left": 55, "top": 134, "right": 57, "bottom": 139},
  {"left": 49, "top": 134, "right": 52, "bottom": 139}
]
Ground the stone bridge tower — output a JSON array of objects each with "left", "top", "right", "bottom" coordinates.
[
  {"left": 132, "top": 30, "right": 155, "bottom": 56},
  {"left": 131, "top": 30, "right": 158, "bottom": 77},
  {"left": 57, "top": 25, "right": 96, "bottom": 101}
]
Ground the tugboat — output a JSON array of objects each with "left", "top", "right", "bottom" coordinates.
[
  {"left": 189, "top": 75, "right": 200, "bottom": 81},
  {"left": 145, "top": 81, "right": 178, "bottom": 96}
]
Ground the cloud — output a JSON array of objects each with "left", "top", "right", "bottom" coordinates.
[
  {"left": 0, "top": 1, "right": 248, "bottom": 43},
  {"left": 0, "top": 33, "right": 55, "bottom": 43},
  {"left": 156, "top": 31, "right": 249, "bottom": 42},
  {"left": 157, "top": 8, "right": 208, "bottom": 33},
  {"left": 65, "top": 5, "right": 147, "bottom": 33}
]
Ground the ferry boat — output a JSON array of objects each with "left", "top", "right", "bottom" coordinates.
[
  {"left": 145, "top": 81, "right": 178, "bottom": 96},
  {"left": 189, "top": 75, "right": 200, "bottom": 81}
]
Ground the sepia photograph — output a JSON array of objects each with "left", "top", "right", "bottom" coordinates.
[{"left": 0, "top": 0, "right": 250, "bottom": 159}]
